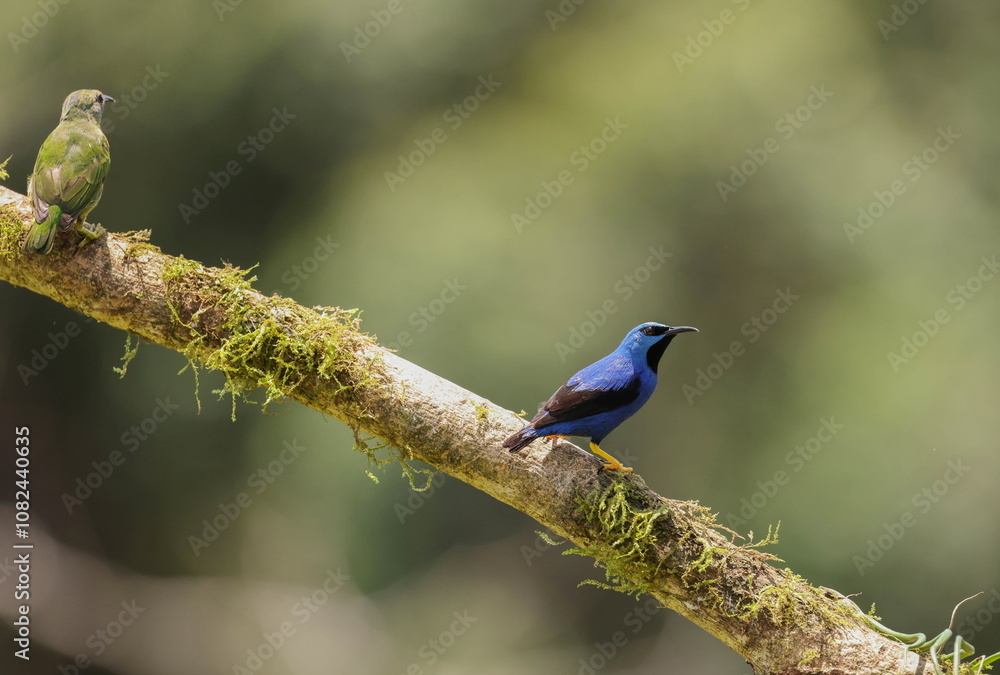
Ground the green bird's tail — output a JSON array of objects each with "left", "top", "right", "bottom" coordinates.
[{"left": 23, "top": 205, "right": 62, "bottom": 254}]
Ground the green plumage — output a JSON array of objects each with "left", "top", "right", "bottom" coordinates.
[{"left": 24, "top": 89, "right": 113, "bottom": 254}]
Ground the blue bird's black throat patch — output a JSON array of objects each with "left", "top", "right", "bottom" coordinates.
[{"left": 646, "top": 336, "right": 673, "bottom": 373}]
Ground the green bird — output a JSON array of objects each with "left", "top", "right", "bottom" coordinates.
[{"left": 24, "top": 89, "right": 113, "bottom": 254}]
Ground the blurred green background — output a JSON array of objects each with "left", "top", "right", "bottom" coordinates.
[{"left": 2, "top": 0, "right": 999, "bottom": 673}]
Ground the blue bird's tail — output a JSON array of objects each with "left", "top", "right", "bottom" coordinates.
[{"left": 503, "top": 426, "right": 538, "bottom": 453}]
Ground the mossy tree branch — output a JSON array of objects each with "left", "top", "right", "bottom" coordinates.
[{"left": 0, "top": 184, "right": 955, "bottom": 674}]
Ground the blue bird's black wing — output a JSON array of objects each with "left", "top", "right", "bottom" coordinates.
[{"left": 529, "top": 377, "right": 641, "bottom": 430}]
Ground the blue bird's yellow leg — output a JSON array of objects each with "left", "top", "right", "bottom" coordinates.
[
  {"left": 589, "top": 442, "right": 632, "bottom": 473},
  {"left": 546, "top": 435, "right": 566, "bottom": 441}
]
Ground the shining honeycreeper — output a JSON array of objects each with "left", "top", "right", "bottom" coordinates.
[
  {"left": 504, "top": 322, "right": 698, "bottom": 472},
  {"left": 24, "top": 89, "right": 113, "bottom": 254}
]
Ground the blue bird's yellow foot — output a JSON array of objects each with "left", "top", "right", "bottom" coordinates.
[{"left": 589, "top": 442, "right": 632, "bottom": 473}]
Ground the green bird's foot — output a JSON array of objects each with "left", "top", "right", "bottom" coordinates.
[
  {"left": 75, "top": 221, "right": 106, "bottom": 249},
  {"left": 589, "top": 442, "right": 633, "bottom": 473}
]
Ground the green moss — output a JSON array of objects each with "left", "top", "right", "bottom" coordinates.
[
  {"left": 162, "top": 255, "right": 204, "bottom": 284},
  {"left": 159, "top": 256, "right": 236, "bottom": 413},
  {"left": 206, "top": 295, "right": 359, "bottom": 412},
  {"left": 688, "top": 539, "right": 720, "bottom": 575},
  {"left": 177, "top": 357, "right": 203, "bottom": 414},
  {"left": 797, "top": 649, "right": 819, "bottom": 667},
  {"left": 120, "top": 229, "right": 158, "bottom": 262},
  {"left": 735, "top": 574, "right": 804, "bottom": 622},
  {"left": 156, "top": 256, "right": 428, "bottom": 483},
  {"left": 113, "top": 333, "right": 140, "bottom": 378},
  {"left": 564, "top": 480, "right": 744, "bottom": 601},
  {"left": 0, "top": 155, "right": 9, "bottom": 180},
  {"left": 538, "top": 530, "right": 565, "bottom": 547},
  {"left": 564, "top": 480, "right": 672, "bottom": 598},
  {"left": 0, "top": 204, "right": 24, "bottom": 259},
  {"left": 745, "top": 522, "right": 781, "bottom": 550},
  {"left": 563, "top": 478, "right": 863, "bottom": 664},
  {"left": 351, "top": 431, "right": 435, "bottom": 489},
  {"left": 125, "top": 242, "right": 160, "bottom": 260}
]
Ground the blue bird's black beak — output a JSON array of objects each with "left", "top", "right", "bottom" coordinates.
[{"left": 645, "top": 325, "right": 697, "bottom": 372}]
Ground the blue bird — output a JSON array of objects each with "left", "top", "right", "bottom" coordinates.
[{"left": 504, "top": 322, "right": 698, "bottom": 472}]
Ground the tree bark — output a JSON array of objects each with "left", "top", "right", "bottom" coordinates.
[{"left": 0, "top": 184, "right": 942, "bottom": 674}]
